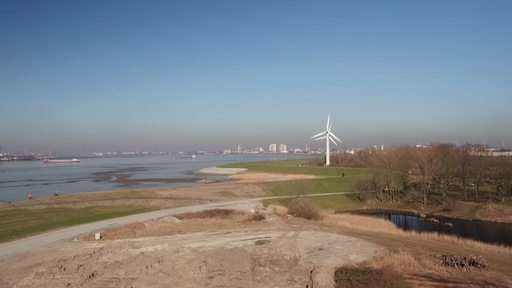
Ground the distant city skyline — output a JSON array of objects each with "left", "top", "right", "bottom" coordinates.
[
  {"left": 2, "top": 138, "right": 511, "bottom": 158},
  {"left": 1, "top": 1, "right": 511, "bottom": 155}
]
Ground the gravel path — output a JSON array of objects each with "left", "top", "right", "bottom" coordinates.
[{"left": 0, "top": 193, "right": 355, "bottom": 260}]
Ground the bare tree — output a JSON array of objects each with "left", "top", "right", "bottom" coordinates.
[
  {"left": 431, "top": 144, "right": 457, "bottom": 198},
  {"left": 410, "top": 145, "right": 435, "bottom": 208},
  {"left": 456, "top": 144, "right": 471, "bottom": 200},
  {"left": 490, "top": 156, "right": 512, "bottom": 203},
  {"left": 469, "top": 154, "right": 486, "bottom": 202}
]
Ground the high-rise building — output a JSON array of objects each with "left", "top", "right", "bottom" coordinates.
[
  {"left": 279, "top": 144, "right": 288, "bottom": 153},
  {"left": 269, "top": 143, "right": 277, "bottom": 153}
]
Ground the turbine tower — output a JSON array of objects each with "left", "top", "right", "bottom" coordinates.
[{"left": 311, "top": 114, "right": 341, "bottom": 166}]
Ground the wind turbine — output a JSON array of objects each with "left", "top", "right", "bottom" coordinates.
[{"left": 311, "top": 114, "right": 341, "bottom": 166}]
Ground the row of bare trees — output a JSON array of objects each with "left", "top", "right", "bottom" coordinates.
[{"left": 333, "top": 144, "right": 512, "bottom": 207}]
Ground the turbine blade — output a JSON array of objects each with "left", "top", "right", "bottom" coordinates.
[
  {"left": 329, "top": 137, "right": 338, "bottom": 146},
  {"left": 329, "top": 132, "right": 342, "bottom": 143},
  {"left": 326, "top": 114, "right": 331, "bottom": 130},
  {"left": 311, "top": 131, "right": 327, "bottom": 139},
  {"left": 314, "top": 135, "right": 328, "bottom": 140}
]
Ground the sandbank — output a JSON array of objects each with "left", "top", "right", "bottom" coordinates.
[{"left": 195, "top": 167, "right": 248, "bottom": 175}]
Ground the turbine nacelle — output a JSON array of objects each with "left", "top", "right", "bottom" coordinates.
[{"left": 311, "top": 114, "right": 342, "bottom": 166}]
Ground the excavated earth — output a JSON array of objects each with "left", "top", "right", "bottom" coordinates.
[{"left": 0, "top": 204, "right": 384, "bottom": 288}]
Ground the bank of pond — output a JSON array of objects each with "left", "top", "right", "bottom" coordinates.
[{"left": 347, "top": 210, "right": 512, "bottom": 247}]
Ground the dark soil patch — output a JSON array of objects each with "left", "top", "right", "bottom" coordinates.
[
  {"left": 334, "top": 266, "right": 410, "bottom": 288},
  {"left": 175, "top": 209, "right": 243, "bottom": 220}
]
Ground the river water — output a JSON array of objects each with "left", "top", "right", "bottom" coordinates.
[{"left": 0, "top": 154, "right": 314, "bottom": 202}]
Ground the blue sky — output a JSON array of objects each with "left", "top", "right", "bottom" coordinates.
[{"left": 1, "top": 0, "right": 511, "bottom": 154}]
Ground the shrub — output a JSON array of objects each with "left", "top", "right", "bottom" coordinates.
[
  {"left": 287, "top": 197, "right": 321, "bottom": 220},
  {"left": 175, "top": 209, "right": 238, "bottom": 220},
  {"left": 251, "top": 213, "right": 266, "bottom": 221},
  {"left": 334, "top": 266, "right": 410, "bottom": 288}
]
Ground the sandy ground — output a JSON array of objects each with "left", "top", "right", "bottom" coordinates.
[
  {"left": 0, "top": 204, "right": 384, "bottom": 288},
  {"left": 0, "top": 171, "right": 384, "bottom": 287}
]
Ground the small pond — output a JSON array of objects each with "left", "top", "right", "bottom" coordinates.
[{"left": 351, "top": 210, "right": 512, "bottom": 247}]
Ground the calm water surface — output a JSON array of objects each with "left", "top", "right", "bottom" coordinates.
[
  {"left": 361, "top": 211, "right": 512, "bottom": 247},
  {"left": 0, "top": 154, "right": 314, "bottom": 202}
]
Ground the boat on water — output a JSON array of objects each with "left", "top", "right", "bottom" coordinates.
[
  {"left": 42, "top": 158, "right": 80, "bottom": 164},
  {"left": 176, "top": 154, "right": 196, "bottom": 159}
]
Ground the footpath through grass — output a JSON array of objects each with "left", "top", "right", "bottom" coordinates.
[
  {"left": 0, "top": 206, "right": 154, "bottom": 243},
  {"left": 223, "top": 159, "right": 368, "bottom": 210}
]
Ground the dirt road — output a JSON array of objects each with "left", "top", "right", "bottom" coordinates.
[
  {"left": 0, "top": 198, "right": 262, "bottom": 260},
  {"left": 0, "top": 200, "right": 383, "bottom": 288},
  {"left": 0, "top": 193, "right": 354, "bottom": 261}
]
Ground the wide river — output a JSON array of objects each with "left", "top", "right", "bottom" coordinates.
[{"left": 0, "top": 154, "right": 316, "bottom": 202}]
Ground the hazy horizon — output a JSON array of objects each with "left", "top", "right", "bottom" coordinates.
[{"left": 1, "top": 1, "right": 511, "bottom": 155}]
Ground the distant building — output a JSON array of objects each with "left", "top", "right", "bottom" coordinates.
[
  {"left": 279, "top": 144, "right": 288, "bottom": 153},
  {"left": 345, "top": 148, "right": 356, "bottom": 155},
  {"left": 472, "top": 148, "right": 512, "bottom": 157},
  {"left": 254, "top": 147, "right": 265, "bottom": 153},
  {"left": 269, "top": 143, "right": 277, "bottom": 153}
]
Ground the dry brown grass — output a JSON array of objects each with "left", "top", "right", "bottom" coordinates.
[
  {"left": 268, "top": 204, "right": 288, "bottom": 215},
  {"left": 367, "top": 250, "right": 511, "bottom": 288},
  {"left": 334, "top": 266, "right": 411, "bottom": 288},
  {"left": 325, "top": 213, "right": 512, "bottom": 287},
  {"left": 369, "top": 249, "right": 448, "bottom": 275},
  {"left": 478, "top": 204, "right": 512, "bottom": 223},
  {"left": 175, "top": 209, "right": 243, "bottom": 220},
  {"left": 287, "top": 197, "right": 322, "bottom": 220}
]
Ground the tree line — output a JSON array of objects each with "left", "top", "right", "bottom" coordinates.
[{"left": 329, "top": 144, "right": 512, "bottom": 207}]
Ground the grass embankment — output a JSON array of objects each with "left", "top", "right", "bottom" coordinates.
[
  {"left": 0, "top": 206, "right": 153, "bottom": 243},
  {"left": 223, "top": 159, "right": 368, "bottom": 210},
  {"left": 0, "top": 189, "right": 161, "bottom": 243}
]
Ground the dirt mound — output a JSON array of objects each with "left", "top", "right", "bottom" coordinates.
[
  {"left": 2, "top": 230, "right": 383, "bottom": 288},
  {"left": 0, "top": 208, "right": 384, "bottom": 288}
]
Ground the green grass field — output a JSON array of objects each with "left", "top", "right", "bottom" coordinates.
[
  {"left": 0, "top": 206, "right": 154, "bottom": 243},
  {"left": 263, "top": 194, "right": 362, "bottom": 211},
  {"left": 221, "top": 159, "right": 368, "bottom": 177},
  {"left": 223, "top": 159, "right": 369, "bottom": 210},
  {"left": 463, "top": 204, "right": 483, "bottom": 219}
]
